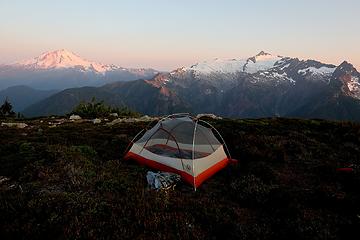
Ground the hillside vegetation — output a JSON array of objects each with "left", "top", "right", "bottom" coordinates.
[
  {"left": 0, "top": 117, "right": 359, "bottom": 239},
  {"left": 71, "top": 98, "right": 141, "bottom": 118}
]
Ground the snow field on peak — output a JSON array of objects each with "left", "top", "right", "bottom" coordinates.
[
  {"left": 243, "top": 55, "right": 282, "bottom": 74},
  {"left": 184, "top": 53, "right": 282, "bottom": 75},
  {"left": 298, "top": 66, "right": 336, "bottom": 76},
  {"left": 16, "top": 49, "right": 117, "bottom": 74},
  {"left": 185, "top": 58, "right": 246, "bottom": 74}
]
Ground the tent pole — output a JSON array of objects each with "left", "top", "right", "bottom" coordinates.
[
  {"left": 192, "top": 119, "right": 199, "bottom": 191},
  {"left": 198, "top": 120, "right": 232, "bottom": 160},
  {"left": 123, "top": 129, "right": 145, "bottom": 157},
  {"left": 159, "top": 113, "right": 190, "bottom": 122}
]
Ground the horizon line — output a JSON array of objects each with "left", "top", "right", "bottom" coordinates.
[{"left": 1, "top": 48, "right": 358, "bottom": 72}]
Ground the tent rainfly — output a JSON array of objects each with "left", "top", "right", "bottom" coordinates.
[{"left": 124, "top": 113, "right": 233, "bottom": 189}]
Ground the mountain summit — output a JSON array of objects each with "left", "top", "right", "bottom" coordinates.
[
  {"left": 249, "top": 51, "right": 276, "bottom": 62},
  {"left": 182, "top": 51, "right": 282, "bottom": 75},
  {"left": 0, "top": 50, "right": 159, "bottom": 90},
  {"left": 2, "top": 50, "right": 359, "bottom": 121},
  {"left": 23, "top": 51, "right": 360, "bottom": 121},
  {"left": 16, "top": 49, "right": 114, "bottom": 73}
]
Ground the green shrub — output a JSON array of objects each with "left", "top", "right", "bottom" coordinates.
[
  {"left": 71, "top": 97, "right": 140, "bottom": 118},
  {"left": 71, "top": 145, "right": 97, "bottom": 159}
]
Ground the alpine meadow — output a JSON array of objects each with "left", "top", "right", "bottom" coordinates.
[{"left": 0, "top": 1, "right": 359, "bottom": 239}]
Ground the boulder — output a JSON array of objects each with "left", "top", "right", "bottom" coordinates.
[
  {"left": 1, "top": 122, "right": 28, "bottom": 129},
  {"left": 140, "top": 115, "right": 153, "bottom": 121},
  {"left": 196, "top": 113, "right": 222, "bottom": 120},
  {"left": 107, "top": 118, "right": 123, "bottom": 126},
  {"left": 69, "top": 114, "right": 82, "bottom": 120},
  {"left": 107, "top": 116, "right": 156, "bottom": 126},
  {"left": 109, "top": 113, "right": 118, "bottom": 117},
  {"left": 92, "top": 118, "right": 102, "bottom": 124}
]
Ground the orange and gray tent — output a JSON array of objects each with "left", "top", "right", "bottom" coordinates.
[{"left": 124, "top": 113, "right": 232, "bottom": 188}]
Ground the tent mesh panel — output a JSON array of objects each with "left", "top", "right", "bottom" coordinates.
[{"left": 136, "top": 116, "right": 222, "bottom": 160}]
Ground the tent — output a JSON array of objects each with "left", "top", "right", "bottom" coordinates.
[{"left": 124, "top": 113, "right": 233, "bottom": 189}]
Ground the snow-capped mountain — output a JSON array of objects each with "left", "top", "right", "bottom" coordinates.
[
  {"left": 180, "top": 51, "right": 338, "bottom": 80},
  {"left": 182, "top": 51, "right": 282, "bottom": 75},
  {"left": 15, "top": 49, "right": 117, "bottom": 73},
  {"left": 23, "top": 51, "right": 360, "bottom": 121},
  {"left": 0, "top": 49, "right": 159, "bottom": 90},
  {"left": 167, "top": 51, "right": 343, "bottom": 95}
]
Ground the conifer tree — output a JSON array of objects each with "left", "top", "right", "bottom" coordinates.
[{"left": 0, "top": 98, "right": 15, "bottom": 117}]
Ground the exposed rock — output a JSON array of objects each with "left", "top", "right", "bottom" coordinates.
[
  {"left": 109, "top": 113, "right": 118, "bottom": 117},
  {"left": 0, "top": 176, "right": 10, "bottom": 184},
  {"left": 69, "top": 114, "right": 82, "bottom": 120},
  {"left": 140, "top": 115, "right": 153, "bottom": 121},
  {"left": 1, "top": 122, "right": 28, "bottom": 129},
  {"left": 107, "top": 116, "right": 157, "bottom": 126},
  {"left": 48, "top": 119, "right": 67, "bottom": 127},
  {"left": 92, "top": 118, "right": 102, "bottom": 124},
  {"left": 196, "top": 113, "right": 222, "bottom": 120},
  {"left": 107, "top": 118, "right": 124, "bottom": 126}
]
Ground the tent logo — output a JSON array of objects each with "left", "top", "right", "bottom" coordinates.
[{"left": 185, "top": 164, "right": 192, "bottom": 172}]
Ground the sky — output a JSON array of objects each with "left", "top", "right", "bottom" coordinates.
[{"left": 0, "top": 0, "right": 359, "bottom": 71}]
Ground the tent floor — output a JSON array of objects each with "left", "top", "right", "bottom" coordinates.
[{"left": 145, "top": 144, "right": 210, "bottom": 159}]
